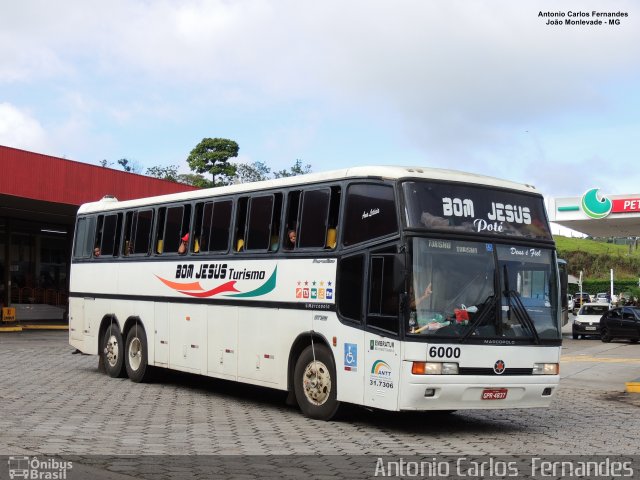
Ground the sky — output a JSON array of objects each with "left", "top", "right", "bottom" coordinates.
[{"left": 1, "top": 0, "right": 638, "bottom": 207}]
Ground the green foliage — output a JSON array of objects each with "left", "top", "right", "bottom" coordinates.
[
  {"left": 555, "top": 236, "right": 640, "bottom": 258},
  {"left": 146, "top": 164, "right": 179, "bottom": 182},
  {"left": 186, "top": 138, "right": 239, "bottom": 186},
  {"left": 568, "top": 280, "right": 639, "bottom": 296},
  {"left": 117, "top": 158, "right": 141, "bottom": 173},
  {"left": 555, "top": 236, "right": 640, "bottom": 280},
  {"left": 176, "top": 173, "right": 214, "bottom": 188},
  {"left": 273, "top": 159, "right": 311, "bottom": 178},
  {"left": 235, "top": 161, "right": 271, "bottom": 183}
]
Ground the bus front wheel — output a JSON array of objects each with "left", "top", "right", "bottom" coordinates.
[
  {"left": 294, "top": 344, "right": 340, "bottom": 421},
  {"left": 101, "top": 326, "right": 125, "bottom": 378},
  {"left": 125, "top": 324, "right": 149, "bottom": 383}
]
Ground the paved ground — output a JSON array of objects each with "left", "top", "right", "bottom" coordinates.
[{"left": 1, "top": 330, "right": 639, "bottom": 478}]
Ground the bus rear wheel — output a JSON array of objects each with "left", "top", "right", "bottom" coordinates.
[
  {"left": 294, "top": 344, "right": 340, "bottom": 420},
  {"left": 101, "top": 326, "right": 125, "bottom": 378},
  {"left": 125, "top": 324, "right": 149, "bottom": 383}
]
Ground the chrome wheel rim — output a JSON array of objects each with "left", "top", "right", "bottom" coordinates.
[
  {"left": 128, "top": 337, "right": 142, "bottom": 371},
  {"left": 105, "top": 334, "right": 119, "bottom": 368},
  {"left": 302, "top": 360, "right": 331, "bottom": 406}
]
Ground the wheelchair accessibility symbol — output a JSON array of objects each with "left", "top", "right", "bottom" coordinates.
[{"left": 344, "top": 343, "right": 358, "bottom": 372}]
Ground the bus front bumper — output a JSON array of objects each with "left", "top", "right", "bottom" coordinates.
[{"left": 399, "top": 375, "right": 560, "bottom": 411}]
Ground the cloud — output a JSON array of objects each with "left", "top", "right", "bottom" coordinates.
[{"left": 0, "top": 103, "right": 49, "bottom": 151}]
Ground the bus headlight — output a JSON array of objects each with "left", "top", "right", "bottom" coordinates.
[
  {"left": 412, "top": 362, "right": 459, "bottom": 375},
  {"left": 533, "top": 363, "right": 559, "bottom": 375}
]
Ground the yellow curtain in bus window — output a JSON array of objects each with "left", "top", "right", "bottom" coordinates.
[{"left": 2, "top": 307, "right": 16, "bottom": 322}]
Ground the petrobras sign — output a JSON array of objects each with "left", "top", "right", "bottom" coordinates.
[{"left": 557, "top": 188, "right": 640, "bottom": 219}]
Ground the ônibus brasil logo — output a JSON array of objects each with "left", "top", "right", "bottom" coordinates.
[{"left": 581, "top": 188, "right": 612, "bottom": 219}]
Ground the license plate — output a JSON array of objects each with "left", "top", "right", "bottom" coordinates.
[
  {"left": 482, "top": 388, "right": 508, "bottom": 400},
  {"left": 585, "top": 327, "right": 596, "bottom": 331}
]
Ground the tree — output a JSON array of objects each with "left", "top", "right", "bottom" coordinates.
[
  {"left": 273, "top": 159, "right": 312, "bottom": 178},
  {"left": 99, "top": 159, "right": 112, "bottom": 168},
  {"left": 186, "top": 138, "right": 238, "bottom": 187},
  {"left": 117, "top": 158, "right": 142, "bottom": 173},
  {"left": 234, "top": 161, "right": 271, "bottom": 183},
  {"left": 176, "top": 173, "right": 214, "bottom": 188},
  {"left": 146, "top": 165, "right": 179, "bottom": 182}
]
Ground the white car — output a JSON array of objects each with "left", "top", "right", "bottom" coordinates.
[{"left": 572, "top": 302, "right": 611, "bottom": 339}]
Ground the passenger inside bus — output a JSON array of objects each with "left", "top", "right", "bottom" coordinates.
[
  {"left": 93, "top": 247, "right": 101, "bottom": 257},
  {"left": 410, "top": 282, "right": 432, "bottom": 309},
  {"left": 287, "top": 229, "right": 296, "bottom": 248},
  {"left": 409, "top": 282, "right": 449, "bottom": 333},
  {"left": 326, "top": 228, "right": 337, "bottom": 249},
  {"left": 178, "top": 233, "right": 189, "bottom": 254}
]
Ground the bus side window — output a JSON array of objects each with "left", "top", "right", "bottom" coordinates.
[
  {"left": 337, "top": 254, "right": 365, "bottom": 323},
  {"left": 100, "top": 213, "right": 120, "bottom": 257},
  {"left": 299, "top": 188, "right": 330, "bottom": 249},
  {"left": 367, "top": 255, "right": 399, "bottom": 334},
  {"left": 235, "top": 197, "right": 248, "bottom": 252},
  {"left": 155, "top": 204, "right": 191, "bottom": 254},
  {"left": 164, "top": 206, "right": 184, "bottom": 253},
  {"left": 155, "top": 207, "right": 167, "bottom": 254},
  {"left": 93, "top": 215, "right": 104, "bottom": 257},
  {"left": 325, "top": 186, "right": 341, "bottom": 249},
  {"left": 133, "top": 209, "right": 154, "bottom": 255},
  {"left": 343, "top": 183, "right": 398, "bottom": 247},
  {"left": 192, "top": 202, "right": 211, "bottom": 253},
  {"left": 246, "top": 195, "right": 274, "bottom": 251},
  {"left": 121, "top": 211, "right": 134, "bottom": 256},
  {"left": 121, "top": 209, "right": 153, "bottom": 256},
  {"left": 283, "top": 190, "right": 301, "bottom": 250},
  {"left": 211, "top": 200, "right": 232, "bottom": 252},
  {"left": 73, "top": 216, "right": 96, "bottom": 259},
  {"left": 270, "top": 193, "right": 283, "bottom": 251}
]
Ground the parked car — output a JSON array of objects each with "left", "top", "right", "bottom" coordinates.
[
  {"left": 572, "top": 292, "right": 591, "bottom": 313},
  {"left": 572, "top": 303, "right": 610, "bottom": 339},
  {"left": 600, "top": 307, "right": 640, "bottom": 343},
  {"left": 595, "top": 292, "right": 611, "bottom": 303}
]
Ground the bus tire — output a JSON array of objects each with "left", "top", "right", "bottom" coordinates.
[
  {"left": 101, "top": 326, "right": 125, "bottom": 378},
  {"left": 294, "top": 344, "right": 340, "bottom": 421},
  {"left": 125, "top": 324, "right": 148, "bottom": 383}
]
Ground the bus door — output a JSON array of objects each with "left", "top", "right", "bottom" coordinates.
[{"left": 363, "top": 254, "right": 401, "bottom": 411}]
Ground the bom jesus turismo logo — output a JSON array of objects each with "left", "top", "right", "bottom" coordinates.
[{"left": 156, "top": 264, "right": 277, "bottom": 299}]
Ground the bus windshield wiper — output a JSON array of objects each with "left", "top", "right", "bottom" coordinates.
[
  {"left": 503, "top": 266, "right": 540, "bottom": 344},
  {"left": 504, "top": 289, "right": 540, "bottom": 344},
  {"left": 460, "top": 294, "right": 497, "bottom": 343}
]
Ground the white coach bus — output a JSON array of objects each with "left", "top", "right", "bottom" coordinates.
[{"left": 69, "top": 166, "right": 561, "bottom": 420}]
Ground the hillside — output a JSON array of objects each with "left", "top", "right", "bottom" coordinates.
[{"left": 554, "top": 236, "right": 640, "bottom": 280}]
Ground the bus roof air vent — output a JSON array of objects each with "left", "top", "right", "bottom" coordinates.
[{"left": 100, "top": 195, "right": 119, "bottom": 202}]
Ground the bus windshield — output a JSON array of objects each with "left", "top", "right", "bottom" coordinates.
[{"left": 408, "top": 238, "right": 560, "bottom": 342}]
